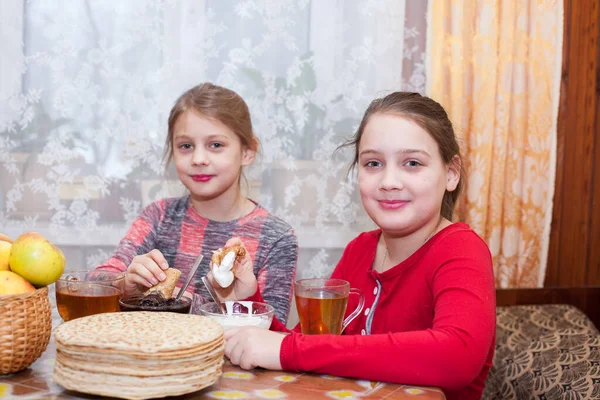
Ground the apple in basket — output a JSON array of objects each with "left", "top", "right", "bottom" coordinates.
[
  {"left": 0, "top": 233, "right": 11, "bottom": 271},
  {"left": 8, "top": 232, "right": 66, "bottom": 287},
  {"left": 0, "top": 270, "right": 35, "bottom": 296},
  {"left": 0, "top": 232, "right": 57, "bottom": 376}
]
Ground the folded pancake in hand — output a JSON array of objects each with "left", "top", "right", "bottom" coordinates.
[
  {"left": 211, "top": 245, "right": 246, "bottom": 266},
  {"left": 211, "top": 245, "right": 246, "bottom": 288},
  {"left": 143, "top": 268, "right": 181, "bottom": 299}
]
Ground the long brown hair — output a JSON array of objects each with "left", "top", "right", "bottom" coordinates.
[
  {"left": 164, "top": 82, "right": 259, "bottom": 166},
  {"left": 338, "top": 92, "right": 464, "bottom": 220}
]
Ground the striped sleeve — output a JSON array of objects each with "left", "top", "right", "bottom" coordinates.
[
  {"left": 256, "top": 228, "right": 298, "bottom": 324},
  {"left": 96, "top": 200, "right": 165, "bottom": 272}
]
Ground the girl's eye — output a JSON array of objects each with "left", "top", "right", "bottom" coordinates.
[
  {"left": 405, "top": 160, "right": 422, "bottom": 167},
  {"left": 364, "top": 161, "right": 382, "bottom": 168},
  {"left": 178, "top": 143, "right": 193, "bottom": 150},
  {"left": 209, "top": 142, "right": 224, "bottom": 149}
]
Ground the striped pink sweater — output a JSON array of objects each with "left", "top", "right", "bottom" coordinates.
[{"left": 97, "top": 196, "right": 298, "bottom": 323}]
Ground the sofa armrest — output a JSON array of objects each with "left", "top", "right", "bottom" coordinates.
[
  {"left": 484, "top": 331, "right": 600, "bottom": 399},
  {"left": 483, "top": 304, "right": 600, "bottom": 399}
]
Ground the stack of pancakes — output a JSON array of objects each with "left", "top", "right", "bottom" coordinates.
[{"left": 53, "top": 312, "right": 224, "bottom": 399}]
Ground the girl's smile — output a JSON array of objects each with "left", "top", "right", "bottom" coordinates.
[{"left": 378, "top": 199, "right": 410, "bottom": 210}]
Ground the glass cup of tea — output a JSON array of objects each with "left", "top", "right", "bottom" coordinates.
[
  {"left": 55, "top": 270, "right": 125, "bottom": 322},
  {"left": 294, "top": 278, "right": 365, "bottom": 335}
]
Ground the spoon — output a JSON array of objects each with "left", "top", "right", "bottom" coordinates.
[
  {"left": 175, "top": 254, "right": 203, "bottom": 301},
  {"left": 201, "top": 276, "right": 227, "bottom": 314}
]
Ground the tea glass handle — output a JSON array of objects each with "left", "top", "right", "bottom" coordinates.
[{"left": 342, "top": 288, "right": 365, "bottom": 333}]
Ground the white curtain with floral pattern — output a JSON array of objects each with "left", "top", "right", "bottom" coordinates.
[{"left": 0, "top": 1, "right": 428, "bottom": 286}]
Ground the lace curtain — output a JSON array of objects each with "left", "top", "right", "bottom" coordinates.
[{"left": 0, "top": 1, "right": 428, "bottom": 282}]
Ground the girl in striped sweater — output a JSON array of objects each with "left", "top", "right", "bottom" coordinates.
[{"left": 96, "top": 83, "right": 298, "bottom": 323}]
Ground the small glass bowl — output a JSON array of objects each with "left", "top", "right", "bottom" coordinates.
[
  {"left": 119, "top": 294, "right": 192, "bottom": 314},
  {"left": 199, "top": 301, "right": 274, "bottom": 330}
]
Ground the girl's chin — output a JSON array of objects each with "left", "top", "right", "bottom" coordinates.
[
  {"left": 188, "top": 190, "right": 223, "bottom": 202},
  {"left": 188, "top": 186, "right": 242, "bottom": 204},
  {"left": 368, "top": 211, "right": 418, "bottom": 231},
  {"left": 378, "top": 226, "right": 421, "bottom": 238},
  {"left": 193, "top": 194, "right": 225, "bottom": 202}
]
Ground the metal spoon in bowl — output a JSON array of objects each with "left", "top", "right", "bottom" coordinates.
[
  {"left": 175, "top": 254, "right": 203, "bottom": 301},
  {"left": 201, "top": 276, "right": 227, "bottom": 314}
]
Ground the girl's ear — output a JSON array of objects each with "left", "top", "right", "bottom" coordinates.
[
  {"left": 446, "top": 155, "right": 461, "bottom": 192},
  {"left": 241, "top": 138, "right": 258, "bottom": 167}
]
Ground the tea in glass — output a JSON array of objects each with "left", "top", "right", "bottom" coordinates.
[
  {"left": 295, "top": 290, "right": 348, "bottom": 334},
  {"left": 294, "top": 278, "right": 365, "bottom": 335},
  {"left": 56, "top": 270, "right": 124, "bottom": 322}
]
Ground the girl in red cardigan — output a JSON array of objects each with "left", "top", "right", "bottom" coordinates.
[{"left": 213, "top": 92, "right": 496, "bottom": 400}]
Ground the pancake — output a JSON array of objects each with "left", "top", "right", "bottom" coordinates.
[{"left": 142, "top": 268, "right": 181, "bottom": 298}]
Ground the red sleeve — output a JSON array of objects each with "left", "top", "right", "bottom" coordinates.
[
  {"left": 96, "top": 201, "right": 165, "bottom": 272},
  {"left": 279, "top": 233, "right": 496, "bottom": 391}
]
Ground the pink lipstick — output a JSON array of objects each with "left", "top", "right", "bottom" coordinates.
[{"left": 191, "top": 174, "right": 213, "bottom": 182}]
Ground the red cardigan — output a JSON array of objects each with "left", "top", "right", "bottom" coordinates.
[{"left": 258, "top": 223, "right": 495, "bottom": 400}]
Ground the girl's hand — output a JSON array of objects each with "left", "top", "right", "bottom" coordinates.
[
  {"left": 207, "top": 238, "right": 257, "bottom": 301},
  {"left": 224, "top": 327, "right": 284, "bottom": 370},
  {"left": 124, "top": 249, "right": 169, "bottom": 295}
]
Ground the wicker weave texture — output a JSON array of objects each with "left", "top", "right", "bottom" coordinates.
[{"left": 0, "top": 286, "right": 52, "bottom": 374}]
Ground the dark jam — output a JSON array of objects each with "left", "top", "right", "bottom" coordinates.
[
  {"left": 138, "top": 293, "right": 180, "bottom": 307},
  {"left": 119, "top": 293, "right": 191, "bottom": 314}
]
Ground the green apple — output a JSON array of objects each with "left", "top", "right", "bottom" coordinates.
[{"left": 9, "top": 232, "right": 66, "bottom": 287}]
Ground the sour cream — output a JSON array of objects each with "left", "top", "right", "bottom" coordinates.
[
  {"left": 216, "top": 315, "right": 271, "bottom": 330},
  {"left": 212, "top": 251, "right": 236, "bottom": 287},
  {"left": 212, "top": 300, "right": 271, "bottom": 330}
]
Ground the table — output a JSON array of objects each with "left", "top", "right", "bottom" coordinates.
[{"left": 0, "top": 308, "right": 446, "bottom": 399}]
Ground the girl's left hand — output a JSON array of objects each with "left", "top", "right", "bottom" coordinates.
[
  {"left": 207, "top": 238, "right": 257, "bottom": 301},
  {"left": 224, "top": 327, "right": 285, "bottom": 370}
]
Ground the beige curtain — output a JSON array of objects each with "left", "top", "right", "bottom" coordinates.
[{"left": 427, "top": 1, "right": 563, "bottom": 288}]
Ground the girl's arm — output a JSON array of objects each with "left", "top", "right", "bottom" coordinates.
[
  {"left": 253, "top": 229, "right": 298, "bottom": 324},
  {"left": 279, "top": 243, "right": 495, "bottom": 392}
]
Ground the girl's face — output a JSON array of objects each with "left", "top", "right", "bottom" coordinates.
[
  {"left": 357, "top": 113, "right": 459, "bottom": 237},
  {"left": 172, "top": 110, "right": 255, "bottom": 203}
]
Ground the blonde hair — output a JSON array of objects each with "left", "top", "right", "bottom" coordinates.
[{"left": 164, "top": 83, "right": 259, "bottom": 166}]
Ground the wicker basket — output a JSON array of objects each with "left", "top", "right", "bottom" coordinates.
[{"left": 0, "top": 286, "right": 52, "bottom": 374}]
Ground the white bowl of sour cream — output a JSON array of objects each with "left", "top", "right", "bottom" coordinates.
[{"left": 199, "top": 301, "right": 274, "bottom": 330}]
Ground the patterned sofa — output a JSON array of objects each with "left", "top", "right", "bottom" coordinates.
[{"left": 483, "top": 304, "right": 600, "bottom": 399}]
